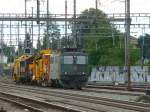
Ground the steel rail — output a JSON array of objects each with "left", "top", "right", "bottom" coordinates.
[
  {"left": 86, "top": 84, "right": 148, "bottom": 92},
  {"left": 0, "top": 83, "right": 150, "bottom": 112},
  {"left": 82, "top": 87, "right": 144, "bottom": 96},
  {"left": 0, "top": 96, "right": 44, "bottom": 112},
  {"left": 0, "top": 90, "right": 84, "bottom": 112}
]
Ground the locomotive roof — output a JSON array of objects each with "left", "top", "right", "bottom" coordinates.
[{"left": 62, "top": 52, "right": 87, "bottom": 56}]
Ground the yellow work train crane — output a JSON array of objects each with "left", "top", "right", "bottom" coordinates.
[{"left": 12, "top": 49, "right": 52, "bottom": 86}]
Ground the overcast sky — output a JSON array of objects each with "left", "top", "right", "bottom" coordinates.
[
  {"left": 0, "top": 0, "right": 150, "bottom": 46},
  {"left": 0, "top": 0, "right": 150, "bottom": 14}
]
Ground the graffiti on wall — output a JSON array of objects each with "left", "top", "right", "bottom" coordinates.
[{"left": 89, "top": 66, "right": 150, "bottom": 83}]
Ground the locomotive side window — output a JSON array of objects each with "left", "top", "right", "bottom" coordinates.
[
  {"left": 63, "top": 56, "right": 73, "bottom": 64},
  {"left": 77, "top": 56, "right": 87, "bottom": 64},
  {"left": 62, "top": 55, "right": 87, "bottom": 64}
]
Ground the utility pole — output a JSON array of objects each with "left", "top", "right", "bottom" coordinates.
[
  {"left": 31, "top": 7, "right": 34, "bottom": 54},
  {"left": 141, "top": 28, "right": 145, "bottom": 69},
  {"left": 37, "top": 0, "right": 40, "bottom": 24},
  {"left": 0, "top": 23, "right": 2, "bottom": 52},
  {"left": 96, "top": 0, "right": 98, "bottom": 11},
  {"left": 73, "top": 0, "right": 77, "bottom": 48},
  {"left": 37, "top": 23, "right": 40, "bottom": 51},
  {"left": 95, "top": 0, "right": 101, "bottom": 32},
  {"left": 47, "top": 0, "right": 49, "bottom": 49},
  {"left": 95, "top": 0, "right": 98, "bottom": 32},
  {"left": 124, "top": 0, "right": 127, "bottom": 84},
  {"left": 10, "top": 21, "right": 12, "bottom": 46},
  {"left": 1, "top": 21, "right": 3, "bottom": 47},
  {"left": 17, "top": 21, "right": 20, "bottom": 56},
  {"left": 25, "top": 0, "right": 27, "bottom": 34},
  {"left": 141, "top": 28, "right": 147, "bottom": 82},
  {"left": 125, "top": 0, "right": 131, "bottom": 90},
  {"left": 112, "top": 27, "right": 115, "bottom": 46},
  {"left": 65, "top": 0, "right": 68, "bottom": 48}
]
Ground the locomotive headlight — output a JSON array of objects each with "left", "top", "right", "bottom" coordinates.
[
  {"left": 82, "top": 72, "right": 85, "bottom": 75},
  {"left": 65, "top": 72, "right": 67, "bottom": 75}
]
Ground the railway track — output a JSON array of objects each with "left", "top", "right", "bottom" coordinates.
[
  {"left": 0, "top": 83, "right": 106, "bottom": 112},
  {"left": 0, "top": 76, "right": 148, "bottom": 93},
  {"left": 83, "top": 87, "right": 144, "bottom": 96},
  {"left": 0, "top": 91, "right": 83, "bottom": 112},
  {"left": 86, "top": 84, "right": 150, "bottom": 92},
  {"left": 0, "top": 78, "right": 145, "bottom": 96},
  {"left": 0, "top": 83, "right": 150, "bottom": 112}
]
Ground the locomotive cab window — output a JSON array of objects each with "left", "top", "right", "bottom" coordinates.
[
  {"left": 62, "top": 55, "right": 87, "bottom": 64},
  {"left": 77, "top": 56, "right": 87, "bottom": 64},
  {"left": 63, "top": 56, "right": 73, "bottom": 64}
]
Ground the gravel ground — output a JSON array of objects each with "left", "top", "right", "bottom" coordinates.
[
  {"left": 22, "top": 85, "right": 140, "bottom": 102},
  {"left": 0, "top": 75, "right": 144, "bottom": 112},
  {"left": 1, "top": 87, "right": 139, "bottom": 112},
  {"left": 0, "top": 75, "right": 140, "bottom": 102},
  {"left": 0, "top": 99, "right": 29, "bottom": 112}
]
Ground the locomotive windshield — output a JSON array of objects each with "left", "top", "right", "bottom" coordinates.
[{"left": 63, "top": 56, "right": 87, "bottom": 64}]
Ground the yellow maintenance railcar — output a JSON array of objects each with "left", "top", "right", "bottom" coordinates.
[
  {"left": 12, "top": 54, "right": 32, "bottom": 83},
  {"left": 12, "top": 50, "right": 51, "bottom": 85},
  {"left": 32, "top": 49, "right": 51, "bottom": 86}
]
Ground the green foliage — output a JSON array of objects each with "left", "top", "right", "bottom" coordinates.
[
  {"left": 42, "top": 19, "right": 60, "bottom": 50},
  {"left": 18, "top": 41, "right": 24, "bottom": 56},
  {"left": 36, "top": 37, "right": 42, "bottom": 51},
  {"left": 130, "top": 48, "right": 140, "bottom": 65},
  {"left": 87, "top": 48, "right": 125, "bottom": 66},
  {"left": 24, "top": 33, "right": 32, "bottom": 48},
  {"left": 42, "top": 32, "right": 50, "bottom": 49},
  {"left": 77, "top": 8, "right": 140, "bottom": 66},
  {"left": 2, "top": 44, "right": 15, "bottom": 63}
]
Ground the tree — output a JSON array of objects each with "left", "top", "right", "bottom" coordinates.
[
  {"left": 24, "top": 33, "right": 32, "bottom": 48},
  {"left": 42, "top": 18, "right": 60, "bottom": 50},
  {"left": 74, "top": 8, "right": 123, "bottom": 65},
  {"left": 75, "top": 8, "right": 139, "bottom": 66},
  {"left": 36, "top": 37, "right": 42, "bottom": 51},
  {"left": 2, "top": 43, "right": 15, "bottom": 63},
  {"left": 42, "top": 31, "right": 49, "bottom": 49},
  {"left": 17, "top": 41, "right": 24, "bottom": 56}
]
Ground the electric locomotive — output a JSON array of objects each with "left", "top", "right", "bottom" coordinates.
[{"left": 51, "top": 48, "right": 89, "bottom": 89}]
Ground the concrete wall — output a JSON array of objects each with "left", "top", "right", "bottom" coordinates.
[{"left": 89, "top": 66, "right": 150, "bottom": 83}]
